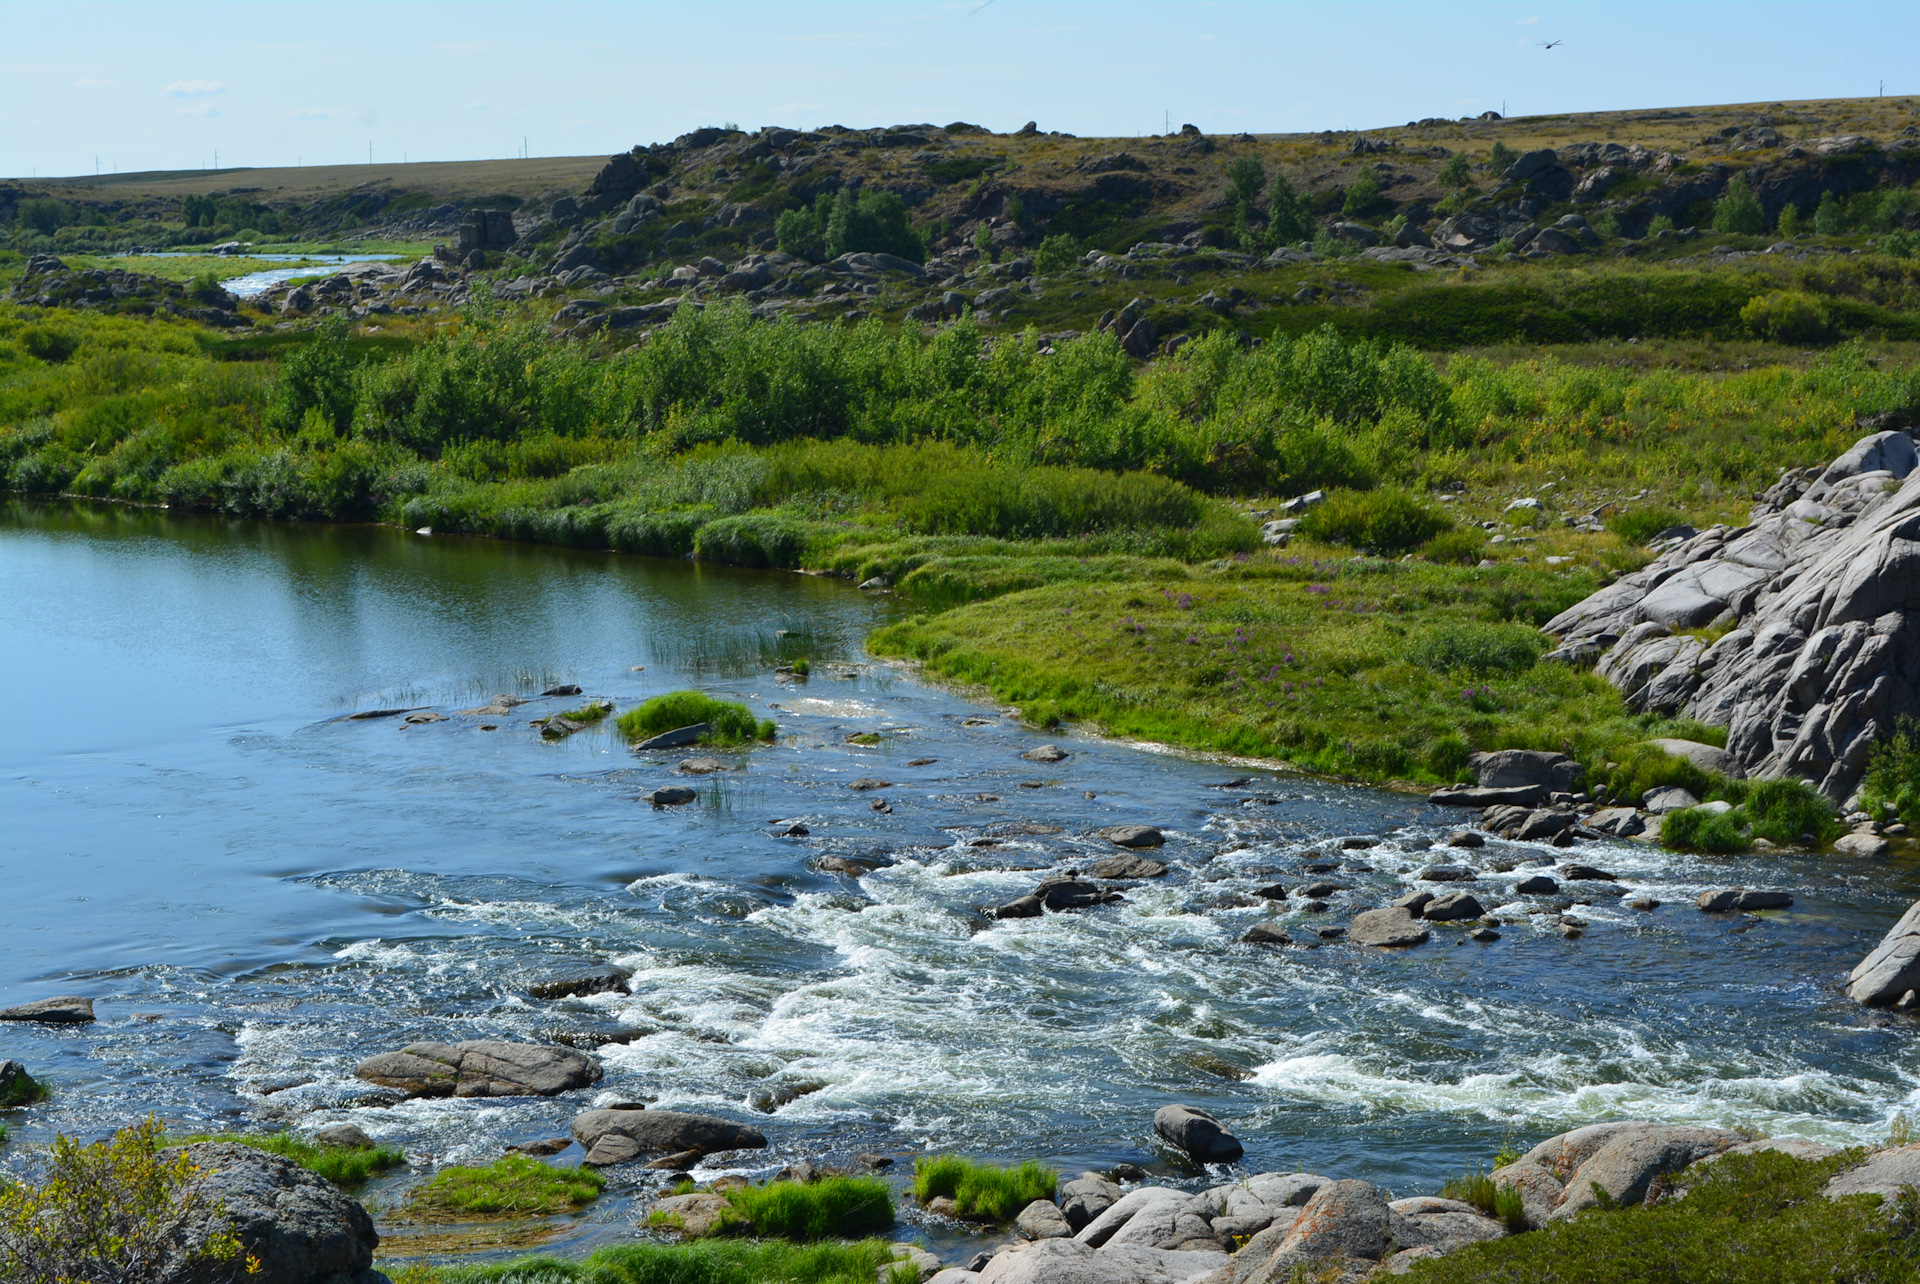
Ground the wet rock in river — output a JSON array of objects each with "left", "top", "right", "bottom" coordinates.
[
  {"left": 849, "top": 777, "right": 892, "bottom": 790},
  {"left": 1393, "top": 890, "right": 1435, "bottom": 915},
  {"left": 1697, "top": 887, "right": 1792, "bottom": 912},
  {"left": 1017, "top": 1198, "right": 1073, "bottom": 1240},
  {"left": 1022, "top": 744, "right": 1070, "bottom": 763},
  {"left": 649, "top": 1191, "right": 731, "bottom": 1237},
  {"left": 1242, "top": 922, "right": 1293, "bottom": 946},
  {"left": 1096, "top": 825, "right": 1165, "bottom": 848},
  {"left": 1445, "top": 830, "right": 1484, "bottom": 848},
  {"left": 1850, "top": 899, "right": 1920, "bottom": 1005},
  {"left": 312, "top": 1123, "right": 375, "bottom": 1150},
  {"left": 528, "top": 967, "right": 632, "bottom": 999},
  {"left": 0, "top": 995, "right": 95, "bottom": 1024},
  {"left": 1422, "top": 892, "right": 1486, "bottom": 921},
  {"left": 542, "top": 684, "right": 583, "bottom": 696},
  {"left": 404, "top": 710, "right": 446, "bottom": 724},
  {"left": 573, "top": 1106, "right": 768, "bottom": 1166},
  {"left": 1837, "top": 832, "right": 1892, "bottom": 858},
  {"left": 1153, "top": 1104, "right": 1244, "bottom": 1163},
  {"left": 635, "top": 723, "right": 710, "bottom": 749},
  {"left": 1416, "top": 864, "right": 1477, "bottom": 882},
  {"left": 1558, "top": 863, "right": 1617, "bottom": 882},
  {"left": 678, "top": 756, "right": 729, "bottom": 774},
  {"left": 1087, "top": 853, "right": 1168, "bottom": 879},
  {"left": 353, "top": 1039, "right": 602, "bottom": 1098},
  {"left": 1514, "top": 874, "right": 1560, "bottom": 895},
  {"left": 646, "top": 786, "right": 698, "bottom": 806},
  {"left": 1255, "top": 883, "right": 1289, "bottom": 900},
  {"left": 1350, "top": 907, "right": 1430, "bottom": 947}
]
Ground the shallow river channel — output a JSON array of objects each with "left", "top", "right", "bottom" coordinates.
[{"left": 4, "top": 499, "right": 1920, "bottom": 1259}]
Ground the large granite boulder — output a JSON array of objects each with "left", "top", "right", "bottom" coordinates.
[
  {"left": 978, "top": 1237, "right": 1226, "bottom": 1284},
  {"left": 571, "top": 1106, "right": 768, "bottom": 1166},
  {"left": 1543, "top": 430, "right": 1920, "bottom": 800},
  {"left": 1489, "top": 1121, "right": 1743, "bottom": 1226},
  {"left": 164, "top": 1142, "right": 385, "bottom": 1284},
  {"left": 353, "top": 1040, "right": 600, "bottom": 1098},
  {"left": 1848, "top": 899, "right": 1920, "bottom": 1005}
]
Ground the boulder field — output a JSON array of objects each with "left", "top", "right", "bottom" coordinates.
[{"left": 1543, "top": 428, "right": 1920, "bottom": 803}]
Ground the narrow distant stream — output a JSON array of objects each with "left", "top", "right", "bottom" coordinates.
[
  {"left": 3, "top": 498, "right": 1918, "bottom": 1263},
  {"left": 119, "top": 251, "right": 404, "bottom": 297}
]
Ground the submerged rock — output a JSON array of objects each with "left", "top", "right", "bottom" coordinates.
[
  {"left": 1087, "top": 853, "right": 1168, "bottom": 879},
  {"left": 646, "top": 786, "right": 698, "bottom": 806},
  {"left": 635, "top": 723, "right": 709, "bottom": 749},
  {"left": 353, "top": 1040, "right": 601, "bottom": 1098},
  {"left": 1096, "top": 825, "right": 1166, "bottom": 848},
  {"left": 1697, "top": 888, "right": 1792, "bottom": 912},
  {"left": 528, "top": 967, "right": 632, "bottom": 999},
  {"left": 1021, "top": 744, "right": 1070, "bottom": 763}
]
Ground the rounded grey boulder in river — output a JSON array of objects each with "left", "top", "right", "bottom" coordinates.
[{"left": 3, "top": 499, "right": 1919, "bottom": 1255}]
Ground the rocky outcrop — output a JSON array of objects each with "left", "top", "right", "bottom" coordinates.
[
  {"left": 164, "top": 1142, "right": 384, "bottom": 1284},
  {"left": 571, "top": 1106, "right": 768, "bottom": 1166},
  {"left": 352, "top": 1040, "right": 600, "bottom": 1098},
  {"left": 1848, "top": 899, "right": 1920, "bottom": 1005},
  {"left": 1491, "top": 1121, "right": 1743, "bottom": 1226},
  {"left": 1544, "top": 430, "right": 1920, "bottom": 800}
]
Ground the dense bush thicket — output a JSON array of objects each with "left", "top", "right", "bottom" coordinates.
[{"left": 3, "top": 299, "right": 1918, "bottom": 566}]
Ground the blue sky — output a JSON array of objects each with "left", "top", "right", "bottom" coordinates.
[{"left": 5, "top": 1, "right": 1917, "bottom": 178}]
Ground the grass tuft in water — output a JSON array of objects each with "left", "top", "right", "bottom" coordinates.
[
  {"left": 410, "top": 1155, "right": 604, "bottom": 1217},
  {"left": 177, "top": 1131, "right": 405, "bottom": 1186},
  {"left": 385, "top": 1238, "right": 916, "bottom": 1284},
  {"left": 912, "top": 1155, "right": 1057, "bottom": 1221},
  {"left": 617, "top": 690, "right": 775, "bottom": 746},
  {"left": 720, "top": 1176, "right": 896, "bottom": 1241}
]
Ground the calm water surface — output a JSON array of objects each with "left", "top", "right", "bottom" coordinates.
[{"left": 4, "top": 499, "right": 1920, "bottom": 1256}]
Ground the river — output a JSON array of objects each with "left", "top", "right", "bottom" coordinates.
[{"left": 3, "top": 498, "right": 1918, "bottom": 1259}]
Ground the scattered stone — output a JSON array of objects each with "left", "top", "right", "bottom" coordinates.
[
  {"left": 1837, "top": 833, "right": 1892, "bottom": 858},
  {"left": 1515, "top": 875, "right": 1560, "bottom": 895},
  {"left": 1468, "top": 927, "right": 1502, "bottom": 942},
  {"left": 509, "top": 1138, "right": 572, "bottom": 1156},
  {"left": 678, "top": 756, "right": 729, "bottom": 774},
  {"left": 1417, "top": 864, "right": 1477, "bottom": 882},
  {"left": 573, "top": 1107, "right": 768, "bottom": 1166},
  {"left": 1017, "top": 1198, "right": 1073, "bottom": 1239},
  {"left": 1641, "top": 786, "right": 1700, "bottom": 813},
  {"left": 647, "top": 786, "right": 698, "bottom": 806},
  {"left": 1429, "top": 784, "right": 1547, "bottom": 808},
  {"left": 1445, "top": 830, "right": 1484, "bottom": 848},
  {"left": 542, "top": 684, "right": 583, "bottom": 697},
  {"left": 1096, "top": 825, "right": 1166, "bottom": 848},
  {"left": 1255, "top": 883, "right": 1289, "bottom": 900},
  {"left": 1628, "top": 897, "right": 1661, "bottom": 911},
  {"left": 1350, "top": 907, "right": 1431, "bottom": 947},
  {"left": 849, "top": 778, "right": 893, "bottom": 791},
  {"left": 1242, "top": 922, "right": 1293, "bottom": 946},
  {"left": 1153, "top": 1104, "right": 1244, "bottom": 1163},
  {"left": 1558, "top": 863, "right": 1617, "bottom": 882},
  {"left": 0, "top": 995, "right": 95, "bottom": 1024},
  {"left": 1392, "top": 890, "right": 1436, "bottom": 915},
  {"left": 1588, "top": 807, "right": 1646, "bottom": 837},
  {"left": 404, "top": 710, "right": 447, "bottom": 724},
  {"left": 354, "top": 1040, "right": 602, "bottom": 1098},
  {"left": 1022, "top": 744, "right": 1070, "bottom": 763},
  {"left": 649, "top": 1191, "right": 731, "bottom": 1237}
]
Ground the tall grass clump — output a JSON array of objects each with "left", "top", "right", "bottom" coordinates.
[
  {"left": 1864, "top": 716, "right": 1920, "bottom": 823},
  {"left": 1660, "top": 806, "right": 1749, "bottom": 854},
  {"left": 1437, "top": 1168, "right": 1528, "bottom": 1234},
  {"left": 719, "top": 1176, "right": 895, "bottom": 1241},
  {"left": 912, "top": 1156, "right": 1057, "bottom": 1221},
  {"left": 1741, "top": 777, "right": 1841, "bottom": 844},
  {"left": 394, "top": 1238, "right": 918, "bottom": 1284},
  {"left": 1409, "top": 622, "right": 1542, "bottom": 676},
  {"left": 179, "top": 1131, "right": 405, "bottom": 1186},
  {"left": 1299, "top": 488, "right": 1453, "bottom": 555},
  {"left": 617, "top": 691, "right": 775, "bottom": 746},
  {"left": 410, "top": 1155, "right": 604, "bottom": 1216}
]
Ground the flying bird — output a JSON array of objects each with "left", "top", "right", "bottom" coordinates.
[{"left": 1538, "top": 39, "right": 1562, "bottom": 49}]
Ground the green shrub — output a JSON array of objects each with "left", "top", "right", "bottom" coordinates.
[
  {"left": 1713, "top": 175, "right": 1768, "bottom": 236},
  {"left": 179, "top": 1131, "right": 405, "bottom": 1186},
  {"left": 1034, "top": 234, "right": 1080, "bottom": 275},
  {"left": 1864, "top": 716, "right": 1920, "bottom": 822},
  {"left": 1409, "top": 623, "right": 1541, "bottom": 676},
  {"left": 912, "top": 1156, "right": 1057, "bottom": 1221},
  {"left": 1606, "top": 506, "right": 1691, "bottom": 545},
  {"left": 1660, "top": 805, "right": 1749, "bottom": 853},
  {"left": 0, "top": 1117, "right": 255, "bottom": 1284},
  {"left": 1741, "top": 290, "right": 1832, "bottom": 344},
  {"left": 1742, "top": 777, "right": 1840, "bottom": 844},
  {"left": 694, "top": 514, "right": 811, "bottom": 568},
  {"left": 1437, "top": 1169, "right": 1528, "bottom": 1234},
  {"left": 411, "top": 1155, "right": 604, "bottom": 1216},
  {"left": 1602, "top": 743, "right": 1710, "bottom": 806},
  {"left": 617, "top": 690, "right": 775, "bottom": 746},
  {"left": 1419, "top": 528, "right": 1488, "bottom": 564},
  {"left": 1301, "top": 488, "right": 1453, "bottom": 554},
  {"left": 1400, "top": 1148, "right": 1893, "bottom": 1284},
  {"left": 721, "top": 1176, "right": 895, "bottom": 1241}
]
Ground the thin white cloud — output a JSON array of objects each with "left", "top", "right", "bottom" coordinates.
[
  {"left": 286, "top": 107, "right": 340, "bottom": 119},
  {"left": 164, "top": 79, "right": 225, "bottom": 97},
  {"left": 1517, "top": 14, "right": 1540, "bottom": 23},
  {"left": 175, "top": 101, "right": 220, "bottom": 117}
]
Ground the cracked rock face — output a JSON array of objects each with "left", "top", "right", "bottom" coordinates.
[
  {"left": 353, "top": 1039, "right": 601, "bottom": 1098},
  {"left": 1545, "top": 429, "right": 1920, "bottom": 800}
]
